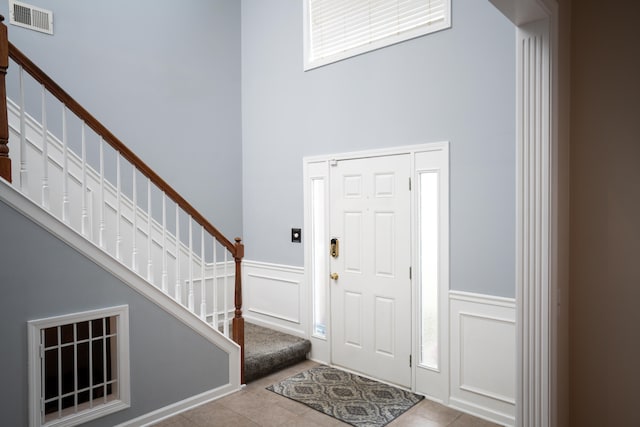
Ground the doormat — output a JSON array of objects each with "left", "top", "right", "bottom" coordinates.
[{"left": 266, "top": 365, "right": 423, "bottom": 427}]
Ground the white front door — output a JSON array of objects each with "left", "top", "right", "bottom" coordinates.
[{"left": 329, "top": 154, "right": 411, "bottom": 387}]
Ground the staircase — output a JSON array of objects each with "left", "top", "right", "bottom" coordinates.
[
  {"left": 244, "top": 322, "right": 311, "bottom": 383},
  {"left": 0, "top": 20, "right": 246, "bottom": 383},
  {"left": 0, "top": 18, "right": 311, "bottom": 391}
]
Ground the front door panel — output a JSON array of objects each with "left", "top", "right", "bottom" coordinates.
[{"left": 330, "top": 154, "right": 411, "bottom": 387}]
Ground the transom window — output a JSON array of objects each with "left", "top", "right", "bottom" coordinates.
[{"left": 304, "top": 0, "right": 451, "bottom": 70}]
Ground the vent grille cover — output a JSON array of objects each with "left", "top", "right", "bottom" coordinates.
[{"left": 9, "top": 0, "right": 53, "bottom": 35}]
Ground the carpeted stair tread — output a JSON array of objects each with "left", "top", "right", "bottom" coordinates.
[{"left": 244, "top": 322, "right": 311, "bottom": 383}]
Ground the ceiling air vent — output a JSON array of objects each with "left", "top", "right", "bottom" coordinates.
[{"left": 8, "top": 0, "right": 53, "bottom": 35}]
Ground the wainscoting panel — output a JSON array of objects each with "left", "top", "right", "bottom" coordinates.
[
  {"left": 449, "top": 291, "right": 516, "bottom": 426},
  {"left": 243, "top": 261, "right": 306, "bottom": 337}
]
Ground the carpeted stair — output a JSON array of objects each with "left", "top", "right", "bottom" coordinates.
[{"left": 244, "top": 322, "right": 311, "bottom": 383}]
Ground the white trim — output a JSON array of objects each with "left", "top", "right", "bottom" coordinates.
[
  {"left": 449, "top": 290, "right": 516, "bottom": 308},
  {"left": 0, "top": 178, "right": 241, "bottom": 389},
  {"left": 27, "top": 305, "right": 131, "bottom": 427},
  {"left": 487, "top": 1, "right": 558, "bottom": 425},
  {"left": 449, "top": 397, "right": 515, "bottom": 427},
  {"left": 247, "top": 307, "right": 299, "bottom": 325},
  {"left": 242, "top": 260, "right": 304, "bottom": 275},
  {"left": 303, "top": 160, "right": 332, "bottom": 362},
  {"left": 303, "top": 142, "right": 450, "bottom": 399},
  {"left": 114, "top": 383, "right": 239, "bottom": 427},
  {"left": 515, "top": 13, "right": 554, "bottom": 427},
  {"left": 449, "top": 291, "right": 516, "bottom": 426},
  {"left": 304, "top": 142, "right": 450, "bottom": 165},
  {"left": 242, "top": 260, "right": 307, "bottom": 337},
  {"left": 458, "top": 312, "right": 516, "bottom": 405}
]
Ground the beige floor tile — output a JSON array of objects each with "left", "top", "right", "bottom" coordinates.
[
  {"left": 387, "top": 412, "right": 448, "bottom": 427},
  {"left": 153, "top": 361, "right": 504, "bottom": 427},
  {"left": 410, "top": 399, "right": 463, "bottom": 425},
  {"left": 180, "top": 402, "right": 260, "bottom": 427},
  {"left": 448, "top": 413, "right": 504, "bottom": 427},
  {"left": 297, "top": 407, "right": 349, "bottom": 426},
  {"left": 151, "top": 414, "right": 197, "bottom": 427}
]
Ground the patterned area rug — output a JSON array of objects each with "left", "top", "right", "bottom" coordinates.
[{"left": 267, "top": 365, "right": 423, "bottom": 427}]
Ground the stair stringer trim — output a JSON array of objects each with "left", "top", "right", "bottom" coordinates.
[{"left": 0, "top": 178, "right": 241, "bottom": 394}]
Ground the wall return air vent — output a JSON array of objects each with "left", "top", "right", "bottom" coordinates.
[{"left": 8, "top": 0, "right": 53, "bottom": 35}]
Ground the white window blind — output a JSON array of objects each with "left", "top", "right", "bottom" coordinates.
[{"left": 305, "top": 0, "right": 450, "bottom": 69}]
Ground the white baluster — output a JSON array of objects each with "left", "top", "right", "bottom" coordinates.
[
  {"left": 188, "top": 216, "right": 194, "bottom": 311},
  {"left": 61, "top": 106, "right": 69, "bottom": 224},
  {"left": 116, "top": 152, "right": 122, "bottom": 260},
  {"left": 131, "top": 169, "right": 138, "bottom": 272},
  {"left": 200, "top": 227, "right": 206, "bottom": 321},
  {"left": 18, "top": 67, "right": 27, "bottom": 193},
  {"left": 161, "top": 193, "right": 168, "bottom": 293},
  {"left": 81, "top": 123, "right": 88, "bottom": 237},
  {"left": 175, "top": 206, "right": 182, "bottom": 304},
  {"left": 41, "top": 86, "right": 49, "bottom": 209},
  {"left": 98, "top": 138, "right": 105, "bottom": 248},
  {"left": 223, "top": 250, "right": 229, "bottom": 337},
  {"left": 146, "top": 178, "right": 153, "bottom": 283},
  {"left": 213, "top": 237, "right": 218, "bottom": 329}
]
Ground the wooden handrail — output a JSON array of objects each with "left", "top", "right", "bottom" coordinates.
[{"left": 6, "top": 41, "right": 239, "bottom": 257}]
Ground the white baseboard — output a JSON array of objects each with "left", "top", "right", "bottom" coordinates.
[
  {"left": 449, "top": 291, "right": 516, "bottom": 426},
  {"left": 116, "top": 382, "right": 239, "bottom": 427},
  {"left": 242, "top": 260, "right": 307, "bottom": 337}
]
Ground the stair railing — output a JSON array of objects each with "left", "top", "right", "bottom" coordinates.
[{"left": 0, "top": 17, "right": 245, "bottom": 382}]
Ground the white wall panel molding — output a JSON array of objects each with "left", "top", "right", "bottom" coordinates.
[
  {"left": 449, "top": 290, "right": 516, "bottom": 308},
  {"left": 449, "top": 291, "right": 516, "bottom": 427},
  {"left": 242, "top": 260, "right": 307, "bottom": 337}
]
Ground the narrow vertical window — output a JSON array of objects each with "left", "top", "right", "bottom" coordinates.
[
  {"left": 419, "top": 171, "right": 439, "bottom": 369},
  {"left": 311, "top": 178, "right": 327, "bottom": 338}
]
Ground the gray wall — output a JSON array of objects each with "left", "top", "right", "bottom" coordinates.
[
  {"left": 0, "top": 0, "right": 243, "bottom": 240},
  {"left": 0, "top": 199, "right": 230, "bottom": 426},
  {"left": 241, "top": 0, "right": 516, "bottom": 297}
]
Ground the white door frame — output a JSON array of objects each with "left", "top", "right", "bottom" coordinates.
[{"left": 303, "top": 143, "right": 450, "bottom": 393}]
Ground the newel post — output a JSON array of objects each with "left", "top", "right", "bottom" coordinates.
[
  {"left": 232, "top": 237, "right": 245, "bottom": 384},
  {"left": 0, "top": 16, "right": 11, "bottom": 183}
]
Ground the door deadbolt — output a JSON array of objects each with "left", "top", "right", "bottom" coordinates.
[
  {"left": 330, "top": 272, "right": 339, "bottom": 280},
  {"left": 330, "top": 238, "right": 339, "bottom": 258}
]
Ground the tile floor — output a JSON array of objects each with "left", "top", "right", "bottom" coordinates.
[{"left": 153, "top": 360, "right": 502, "bottom": 427}]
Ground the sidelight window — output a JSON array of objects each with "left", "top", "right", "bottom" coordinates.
[{"left": 419, "top": 171, "right": 440, "bottom": 370}]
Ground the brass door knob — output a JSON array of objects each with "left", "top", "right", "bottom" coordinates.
[{"left": 330, "top": 272, "right": 339, "bottom": 280}]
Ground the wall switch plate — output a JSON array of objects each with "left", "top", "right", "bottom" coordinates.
[{"left": 291, "top": 228, "right": 302, "bottom": 243}]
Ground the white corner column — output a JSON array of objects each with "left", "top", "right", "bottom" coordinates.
[{"left": 516, "top": 17, "right": 552, "bottom": 427}]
